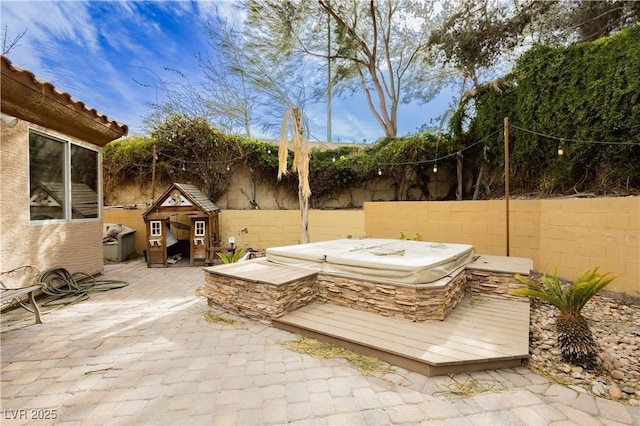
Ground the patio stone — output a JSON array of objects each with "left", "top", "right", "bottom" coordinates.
[{"left": 1, "top": 259, "right": 636, "bottom": 426}]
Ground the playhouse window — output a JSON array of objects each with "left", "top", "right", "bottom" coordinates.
[
  {"left": 29, "top": 130, "right": 100, "bottom": 223},
  {"left": 194, "top": 221, "right": 205, "bottom": 237},
  {"left": 150, "top": 221, "right": 162, "bottom": 237}
]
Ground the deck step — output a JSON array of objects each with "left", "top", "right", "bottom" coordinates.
[{"left": 273, "top": 296, "right": 530, "bottom": 376}]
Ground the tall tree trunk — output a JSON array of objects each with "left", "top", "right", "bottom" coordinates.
[
  {"left": 299, "top": 190, "right": 310, "bottom": 243},
  {"left": 278, "top": 106, "right": 311, "bottom": 244},
  {"left": 473, "top": 164, "right": 485, "bottom": 200}
]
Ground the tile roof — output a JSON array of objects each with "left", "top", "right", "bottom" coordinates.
[{"left": 1, "top": 55, "right": 128, "bottom": 142}]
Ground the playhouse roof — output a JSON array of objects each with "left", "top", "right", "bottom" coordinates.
[{"left": 143, "top": 183, "right": 220, "bottom": 220}]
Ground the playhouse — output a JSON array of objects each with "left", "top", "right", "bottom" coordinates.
[{"left": 142, "top": 183, "right": 221, "bottom": 267}]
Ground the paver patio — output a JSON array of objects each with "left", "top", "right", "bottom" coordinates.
[{"left": 1, "top": 259, "right": 638, "bottom": 425}]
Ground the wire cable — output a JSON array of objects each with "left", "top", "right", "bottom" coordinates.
[
  {"left": 378, "top": 129, "right": 502, "bottom": 167},
  {"left": 510, "top": 125, "right": 640, "bottom": 146}
]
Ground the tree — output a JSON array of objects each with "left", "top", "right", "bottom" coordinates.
[
  {"left": 196, "top": 13, "right": 260, "bottom": 136},
  {"left": 430, "top": 0, "right": 640, "bottom": 87},
  {"left": 149, "top": 114, "right": 244, "bottom": 200},
  {"left": 428, "top": 0, "right": 548, "bottom": 89},
  {"left": 538, "top": 0, "right": 640, "bottom": 44},
  {"left": 512, "top": 268, "right": 617, "bottom": 368},
  {"left": 243, "top": 0, "right": 446, "bottom": 138},
  {"left": 143, "top": 5, "right": 310, "bottom": 139},
  {"left": 2, "top": 25, "right": 27, "bottom": 55},
  {"left": 278, "top": 106, "right": 311, "bottom": 243}
]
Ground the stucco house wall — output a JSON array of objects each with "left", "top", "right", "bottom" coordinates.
[{"left": 1, "top": 55, "right": 127, "bottom": 283}]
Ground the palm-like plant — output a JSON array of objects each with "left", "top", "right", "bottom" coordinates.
[
  {"left": 513, "top": 267, "right": 617, "bottom": 368},
  {"left": 217, "top": 249, "right": 245, "bottom": 264}
]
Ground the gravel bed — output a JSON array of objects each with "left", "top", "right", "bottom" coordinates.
[{"left": 526, "top": 292, "right": 640, "bottom": 406}]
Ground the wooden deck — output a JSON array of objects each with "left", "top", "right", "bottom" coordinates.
[{"left": 273, "top": 295, "right": 530, "bottom": 376}]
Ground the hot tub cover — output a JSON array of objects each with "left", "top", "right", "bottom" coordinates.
[{"left": 266, "top": 238, "right": 474, "bottom": 284}]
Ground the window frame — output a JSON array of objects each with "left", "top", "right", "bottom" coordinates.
[
  {"left": 28, "top": 128, "right": 101, "bottom": 225},
  {"left": 150, "top": 220, "right": 162, "bottom": 237},
  {"left": 194, "top": 220, "right": 206, "bottom": 237}
]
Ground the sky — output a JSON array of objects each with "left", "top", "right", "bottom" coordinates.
[{"left": 1, "top": 0, "right": 454, "bottom": 143}]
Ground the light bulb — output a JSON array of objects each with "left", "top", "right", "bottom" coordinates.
[
  {"left": 377, "top": 169, "right": 382, "bottom": 176},
  {"left": 433, "top": 164, "right": 438, "bottom": 173},
  {"left": 226, "top": 165, "right": 230, "bottom": 171},
  {"left": 557, "top": 145, "right": 564, "bottom": 156}
]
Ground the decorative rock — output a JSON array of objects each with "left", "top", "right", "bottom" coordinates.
[
  {"left": 611, "top": 370, "right": 625, "bottom": 380},
  {"left": 592, "top": 382, "right": 607, "bottom": 396},
  {"left": 526, "top": 293, "right": 639, "bottom": 404},
  {"left": 569, "top": 385, "right": 588, "bottom": 393},
  {"left": 609, "top": 384, "right": 623, "bottom": 399}
]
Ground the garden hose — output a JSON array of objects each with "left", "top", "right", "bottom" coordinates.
[{"left": 37, "top": 266, "right": 129, "bottom": 308}]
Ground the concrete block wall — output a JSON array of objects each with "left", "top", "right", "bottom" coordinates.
[
  {"left": 103, "top": 197, "right": 637, "bottom": 296},
  {"left": 364, "top": 198, "right": 639, "bottom": 297},
  {"left": 536, "top": 197, "right": 639, "bottom": 296},
  {"left": 104, "top": 208, "right": 365, "bottom": 255},
  {"left": 103, "top": 207, "right": 148, "bottom": 257}
]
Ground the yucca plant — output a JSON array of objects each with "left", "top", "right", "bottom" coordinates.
[
  {"left": 216, "top": 249, "right": 245, "bottom": 264},
  {"left": 513, "top": 267, "right": 617, "bottom": 368}
]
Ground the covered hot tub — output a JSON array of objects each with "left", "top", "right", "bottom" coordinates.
[{"left": 266, "top": 238, "right": 475, "bottom": 284}]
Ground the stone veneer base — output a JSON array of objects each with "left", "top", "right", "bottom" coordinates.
[{"left": 203, "top": 257, "right": 530, "bottom": 323}]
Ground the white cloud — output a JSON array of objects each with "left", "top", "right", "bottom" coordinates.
[
  {"left": 196, "top": 0, "right": 246, "bottom": 28},
  {"left": 2, "top": 1, "right": 99, "bottom": 55}
]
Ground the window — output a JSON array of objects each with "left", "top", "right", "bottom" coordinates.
[
  {"left": 71, "top": 144, "right": 99, "bottom": 219},
  {"left": 29, "top": 132, "right": 65, "bottom": 220},
  {"left": 150, "top": 221, "right": 162, "bottom": 237},
  {"left": 29, "top": 130, "right": 100, "bottom": 222},
  {"left": 194, "top": 221, "right": 205, "bottom": 237}
]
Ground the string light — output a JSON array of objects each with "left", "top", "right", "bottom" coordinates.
[
  {"left": 511, "top": 125, "right": 637, "bottom": 146},
  {"left": 151, "top": 125, "right": 634, "bottom": 175}
]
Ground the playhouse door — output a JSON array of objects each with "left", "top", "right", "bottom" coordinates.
[
  {"left": 191, "top": 219, "right": 208, "bottom": 265},
  {"left": 147, "top": 219, "right": 167, "bottom": 267}
]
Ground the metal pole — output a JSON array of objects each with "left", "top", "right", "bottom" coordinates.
[
  {"left": 151, "top": 144, "right": 157, "bottom": 202},
  {"left": 327, "top": 5, "right": 332, "bottom": 143},
  {"left": 504, "top": 117, "right": 510, "bottom": 257}
]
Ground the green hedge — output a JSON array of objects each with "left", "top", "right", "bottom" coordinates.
[{"left": 456, "top": 25, "right": 640, "bottom": 194}]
